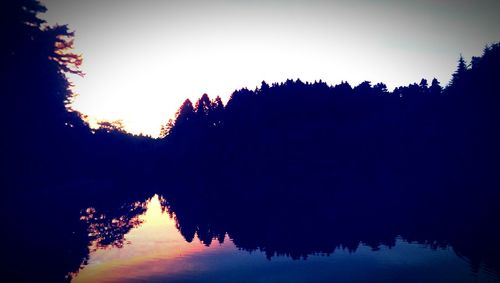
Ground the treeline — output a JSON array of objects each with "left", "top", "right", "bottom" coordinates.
[
  {"left": 159, "top": 43, "right": 500, "bottom": 202},
  {"left": 3, "top": 0, "right": 500, "bottom": 196}
]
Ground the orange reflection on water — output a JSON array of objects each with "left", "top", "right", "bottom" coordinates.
[{"left": 72, "top": 195, "right": 233, "bottom": 283}]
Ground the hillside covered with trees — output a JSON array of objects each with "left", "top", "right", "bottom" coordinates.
[{"left": 159, "top": 43, "right": 500, "bottom": 199}]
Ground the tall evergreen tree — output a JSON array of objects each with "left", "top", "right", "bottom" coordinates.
[{"left": 450, "top": 55, "right": 468, "bottom": 87}]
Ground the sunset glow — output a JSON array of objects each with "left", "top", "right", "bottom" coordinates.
[
  {"left": 73, "top": 195, "right": 233, "bottom": 282},
  {"left": 41, "top": 0, "right": 500, "bottom": 136}
]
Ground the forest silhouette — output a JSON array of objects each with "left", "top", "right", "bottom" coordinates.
[{"left": 2, "top": 1, "right": 500, "bottom": 282}]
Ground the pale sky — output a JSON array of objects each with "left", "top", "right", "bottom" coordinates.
[{"left": 41, "top": 0, "right": 500, "bottom": 136}]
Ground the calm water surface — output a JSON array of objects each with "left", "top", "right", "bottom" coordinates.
[{"left": 71, "top": 195, "right": 498, "bottom": 283}]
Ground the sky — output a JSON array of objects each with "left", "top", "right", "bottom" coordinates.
[{"left": 41, "top": 0, "right": 500, "bottom": 137}]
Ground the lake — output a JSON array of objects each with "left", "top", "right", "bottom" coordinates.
[{"left": 4, "top": 179, "right": 500, "bottom": 283}]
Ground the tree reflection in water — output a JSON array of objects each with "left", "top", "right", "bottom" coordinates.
[
  {"left": 80, "top": 200, "right": 147, "bottom": 250},
  {"left": 59, "top": 180, "right": 499, "bottom": 283}
]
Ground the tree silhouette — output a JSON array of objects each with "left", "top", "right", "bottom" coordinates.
[
  {"left": 1, "top": 0, "right": 87, "bottom": 187},
  {"left": 429, "top": 78, "right": 442, "bottom": 95},
  {"left": 419, "top": 78, "right": 428, "bottom": 94},
  {"left": 449, "top": 54, "right": 468, "bottom": 87},
  {"left": 159, "top": 43, "right": 500, "bottom": 221},
  {"left": 1, "top": 0, "right": 156, "bottom": 191}
]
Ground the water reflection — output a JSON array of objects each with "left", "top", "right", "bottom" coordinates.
[
  {"left": 71, "top": 194, "right": 499, "bottom": 283},
  {"left": 73, "top": 195, "right": 233, "bottom": 282},
  {"left": 81, "top": 200, "right": 147, "bottom": 250},
  {"left": 4, "top": 179, "right": 499, "bottom": 283}
]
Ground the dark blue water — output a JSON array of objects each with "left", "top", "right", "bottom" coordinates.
[
  {"left": 71, "top": 195, "right": 498, "bottom": 283},
  {"left": 4, "top": 181, "right": 500, "bottom": 283}
]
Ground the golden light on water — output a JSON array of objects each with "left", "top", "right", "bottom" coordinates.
[{"left": 72, "top": 195, "right": 233, "bottom": 282}]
